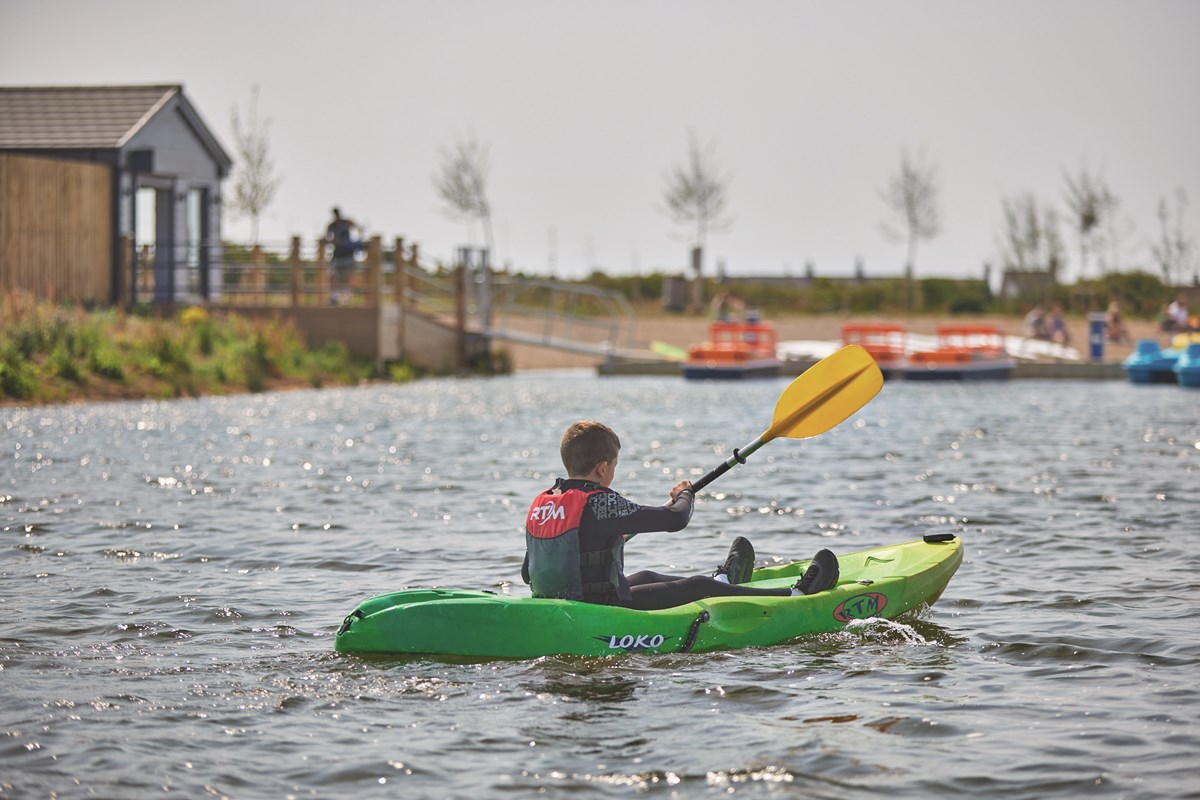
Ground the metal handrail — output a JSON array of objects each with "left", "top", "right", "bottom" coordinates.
[{"left": 128, "top": 238, "right": 643, "bottom": 356}]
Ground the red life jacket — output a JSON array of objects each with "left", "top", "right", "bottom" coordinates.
[{"left": 524, "top": 484, "right": 624, "bottom": 603}]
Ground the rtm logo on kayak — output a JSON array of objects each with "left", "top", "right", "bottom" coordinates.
[
  {"left": 833, "top": 592, "right": 888, "bottom": 623},
  {"left": 596, "top": 634, "right": 671, "bottom": 651},
  {"left": 528, "top": 501, "right": 566, "bottom": 523}
]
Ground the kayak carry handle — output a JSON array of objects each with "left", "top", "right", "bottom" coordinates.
[
  {"left": 680, "top": 610, "right": 710, "bottom": 653},
  {"left": 337, "top": 610, "right": 364, "bottom": 636}
]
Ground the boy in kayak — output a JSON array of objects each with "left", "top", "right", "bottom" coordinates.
[{"left": 522, "top": 420, "right": 838, "bottom": 611}]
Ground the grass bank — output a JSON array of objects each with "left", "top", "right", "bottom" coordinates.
[{"left": 0, "top": 293, "right": 388, "bottom": 406}]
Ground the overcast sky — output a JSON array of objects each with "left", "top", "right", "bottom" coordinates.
[{"left": 3, "top": 0, "right": 1198, "bottom": 283}]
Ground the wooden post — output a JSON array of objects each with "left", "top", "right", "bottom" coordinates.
[
  {"left": 407, "top": 243, "right": 420, "bottom": 309},
  {"left": 315, "top": 236, "right": 330, "bottom": 305},
  {"left": 392, "top": 237, "right": 406, "bottom": 305},
  {"left": 394, "top": 237, "right": 407, "bottom": 359},
  {"left": 366, "top": 236, "right": 383, "bottom": 307},
  {"left": 251, "top": 244, "right": 265, "bottom": 303},
  {"left": 289, "top": 236, "right": 302, "bottom": 307},
  {"left": 119, "top": 234, "right": 133, "bottom": 321}
]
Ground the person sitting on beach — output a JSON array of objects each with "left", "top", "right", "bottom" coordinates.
[
  {"left": 1163, "top": 293, "right": 1195, "bottom": 333},
  {"left": 1023, "top": 304, "right": 1050, "bottom": 340},
  {"left": 522, "top": 420, "right": 838, "bottom": 611},
  {"left": 1106, "top": 300, "right": 1132, "bottom": 344},
  {"left": 1048, "top": 304, "right": 1070, "bottom": 346}
]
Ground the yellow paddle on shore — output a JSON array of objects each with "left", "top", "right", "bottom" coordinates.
[{"left": 690, "top": 345, "right": 884, "bottom": 492}]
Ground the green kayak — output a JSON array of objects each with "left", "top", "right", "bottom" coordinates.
[{"left": 335, "top": 534, "right": 963, "bottom": 659}]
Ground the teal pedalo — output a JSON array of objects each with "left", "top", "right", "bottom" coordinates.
[
  {"left": 1175, "top": 343, "right": 1200, "bottom": 387},
  {"left": 1123, "top": 339, "right": 1181, "bottom": 384}
]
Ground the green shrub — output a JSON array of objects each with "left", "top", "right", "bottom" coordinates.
[
  {"left": 389, "top": 361, "right": 416, "bottom": 383},
  {"left": 153, "top": 330, "right": 190, "bottom": 372},
  {"left": 50, "top": 344, "right": 85, "bottom": 383},
  {"left": 0, "top": 295, "right": 375, "bottom": 403},
  {"left": 89, "top": 348, "right": 126, "bottom": 381},
  {"left": 0, "top": 349, "right": 37, "bottom": 399},
  {"left": 195, "top": 319, "right": 217, "bottom": 356}
]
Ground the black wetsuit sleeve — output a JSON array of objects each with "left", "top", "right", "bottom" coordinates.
[{"left": 585, "top": 489, "right": 694, "bottom": 537}]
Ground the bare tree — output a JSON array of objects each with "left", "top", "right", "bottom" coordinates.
[
  {"left": 1062, "top": 165, "right": 1115, "bottom": 280},
  {"left": 997, "top": 194, "right": 1065, "bottom": 278},
  {"left": 1152, "top": 188, "right": 1196, "bottom": 285},
  {"left": 663, "top": 131, "right": 731, "bottom": 309},
  {"left": 880, "top": 147, "right": 940, "bottom": 307},
  {"left": 1097, "top": 198, "right": 1137, "bottom": 275},
  {"left": 229, "top": 85, "right": 282, "bottom": 245},
  {"left": 433, "top": 134, "right": 494, "bottom": 257}
]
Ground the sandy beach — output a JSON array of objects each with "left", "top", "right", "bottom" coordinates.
[{"left": 498, "top": 312, "right": 1164, "bottom": 371}]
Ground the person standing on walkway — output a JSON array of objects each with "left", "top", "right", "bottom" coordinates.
[{"left": 325, "top": 207, "right": 361, "bottom": 304}]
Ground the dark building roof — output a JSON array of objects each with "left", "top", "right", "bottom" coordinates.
[{"left": 0, "top": 84, "right": 231, "bottom": 170}]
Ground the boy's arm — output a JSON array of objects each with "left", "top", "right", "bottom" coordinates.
[{"left": 588, "top": 490, "right": 694, "bottom": 540}]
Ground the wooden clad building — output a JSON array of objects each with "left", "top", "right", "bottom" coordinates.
[{"left": 0, "top": 84, "right": 232, "bottom": 305}]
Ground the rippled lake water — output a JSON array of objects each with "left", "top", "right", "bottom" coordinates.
[{"left": 3, "top": 373, "right": 1198, "bottom": 799}]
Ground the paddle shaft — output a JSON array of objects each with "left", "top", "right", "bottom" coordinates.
[{"left": 690, "top": 436, "right": 766, "bottom": 493}]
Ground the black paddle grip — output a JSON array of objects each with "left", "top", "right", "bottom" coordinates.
[{"left": 692, "top": 448, "right": 750, "bottom": 493}]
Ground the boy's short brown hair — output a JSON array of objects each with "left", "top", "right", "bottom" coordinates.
[{"left": 560, "top": 420, "right": 620, "bottom": 477}]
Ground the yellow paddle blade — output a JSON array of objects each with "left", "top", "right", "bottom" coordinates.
[{"left": 764, "top": 345, "right": 883, "bottom": 442}]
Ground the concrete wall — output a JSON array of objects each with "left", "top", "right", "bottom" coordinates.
[
  {"left": 399, "top": 310, "right": 465, "bottom": 371},
  {"left": 229, "top": 303, "right": 473, "bottom": 372},
  {"left": 230, "top": 306, "right": 383, "bottom": 361}
]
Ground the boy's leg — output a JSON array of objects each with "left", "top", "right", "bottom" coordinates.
[
  {"left": 627, "top": 575, "right": 789, "bottom": 611},
  {"left": 626, "top": 569, "right": 689, "bottom": 587}
]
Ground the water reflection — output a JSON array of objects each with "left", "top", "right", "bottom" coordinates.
[
  {"left": 2, "top": 376, "right": 1198, "bottom": 799},
  {"left": 524, "top": 661, "right": 642, "bottom": 723}
]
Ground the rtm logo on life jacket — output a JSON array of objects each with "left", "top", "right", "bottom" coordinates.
[
  {"left": 596, "top": 633, "right": 670, "bottom": 651},
  {"left": 528, "top": 500, "right": 567, "bottom": 523}
]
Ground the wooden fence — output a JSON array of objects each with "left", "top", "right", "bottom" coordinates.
[
  {"left": 212, "top": 235, "right": 484, "bottom": 370},
  {"left": 0, "top": 153, "right": 112, "bottom": 303}
]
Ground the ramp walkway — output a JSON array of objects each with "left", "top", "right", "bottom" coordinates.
[{"left": 211, "top": 236, "right": 665, "bottom": 370}]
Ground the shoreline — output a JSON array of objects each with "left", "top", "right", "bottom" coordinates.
[
  {"left": 2, "top": 312, "right": 1173, "bottom": 409},
  {"left": 500, "top": 312, "right": 1161, "bottom": 371}
]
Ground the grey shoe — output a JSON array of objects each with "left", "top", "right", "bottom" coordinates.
[
  {"left": 714, "top": 536, "right": 755, "bottom": 585},
  {"left": 794, "top": 548, "right": 839, "bottom": 595}
]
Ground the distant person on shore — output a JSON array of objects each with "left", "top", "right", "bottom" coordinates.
[
  {"left": 1106, "top": 300, "right": 1132, "bottom": 345},
  {"left": 1023, "top": 304, "right": 1050, "bottom": 340},
  {"left": 1163, "top": 293, "right": 1196, "bottom": 333},
  {"left": 325, "top": 207, "right": 361, "bottom": 304},
  {"left": 710, "top": 290, "right": 745, "bottom": 322},
  {"left": 522, "top": 420, "right": 839, "bottom": 611},
  {"left": 1048, "top": 304, "right": 1070, "bottom": 347},
  {"left": 705, "top": 291, "right": 744, "bottom": 321}
]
